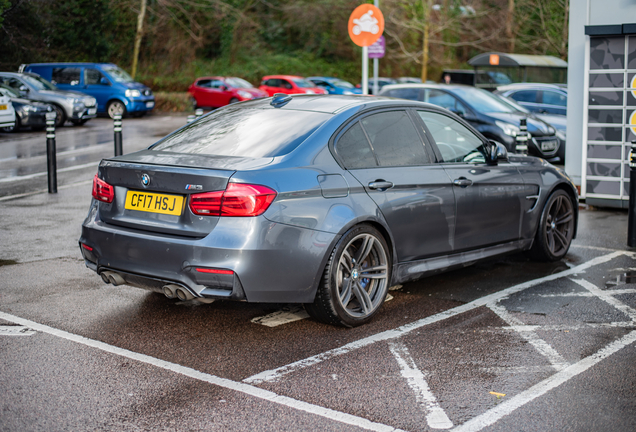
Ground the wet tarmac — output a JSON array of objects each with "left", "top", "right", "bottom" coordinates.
[{"left": 1, "top": 115, "right": 635, "bottom": 431}]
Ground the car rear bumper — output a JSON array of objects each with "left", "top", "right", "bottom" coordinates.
[{"left": 79, "top": 206, "right": 336, "bottom": 303}]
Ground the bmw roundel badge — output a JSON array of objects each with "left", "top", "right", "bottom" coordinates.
[{"left": 141, "top": 173, "right": 150, "bottom": 186}]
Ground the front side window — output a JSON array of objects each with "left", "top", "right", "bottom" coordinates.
[
  {"left": 542, "top": 90, "right": 567, "bottom": 107},
  {"left": 52, "top": 67, "right": 81, "bottom": 85},
  {"left": 85, "top": 69, "right": 105, "bottom": 85},
  {"left": 418, "top": 111, "right": 485, "bottom": 163},
  {"left": 509, "top": 90, "right": 538, "bottom": 103}
]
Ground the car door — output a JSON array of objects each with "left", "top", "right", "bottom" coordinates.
[
  {"left": 84, "top": 68, "right": 111, "bottom": 111},
  {"left": 416, "top": 110, "right": 529, "bottom": 252},
  {"left": 333, "top": 109, "right": 456, "bottom": 263},
  {"left": 260, "top": 78, "right": 282, "bottom": 96},
  {"left": 51, "top": 67, "right": 81, "bottom": 91}
]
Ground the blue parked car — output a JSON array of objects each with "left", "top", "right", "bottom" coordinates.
[
  {"left": 307, "top": 77, "right": 362, "bottom": 95},
  {"left": 20, "top": 63, "right": 155, "bottom": 119}
]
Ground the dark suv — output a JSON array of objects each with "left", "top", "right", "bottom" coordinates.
[{"left": 379, "top": 83, "right": 560, "bottom": 161}]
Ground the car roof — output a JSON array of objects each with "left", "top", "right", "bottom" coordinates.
[
  {"left": 262, "top": 75, "right": 305, "bottom": 80},
  {"left": 379, "top": 83, "right": 475, "bottom": 93},
  {"left": 25, "top": 62, "right": 117, "bottom": 67},
  {"left": 496, "top": 83, "right": 568, "bottom": 92},
  {"left": 237, "top": 94, "right": 451, "bottom": 115}
]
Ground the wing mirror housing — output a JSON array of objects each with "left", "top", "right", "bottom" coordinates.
[
  {"left": 486, "top": 140, "right": 508, "bottom": 165},
  {"left": 19, "top": 85, "right": 28, "bottom": 93},
  {"left": 100, "top": 77, "right": 111, "bottom": 86}
]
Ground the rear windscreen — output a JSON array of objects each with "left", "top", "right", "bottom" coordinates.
[{"left": 151, "top": 107, "right": 330, "bottom": 157}]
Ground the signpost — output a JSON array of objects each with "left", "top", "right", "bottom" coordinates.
[
  {"left": 348, "top": 4, "right": 384, "bottom": 95},
  {"left": 368, "top": 35, "right": 385, "bottom": 94}
]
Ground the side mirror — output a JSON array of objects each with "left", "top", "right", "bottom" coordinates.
[
  {"left": 220, "top": 85, "right": 228, "bottom": 91},
  {"left": 19, "top": 85, "right": 28, "bottom": 93},
  {"left": 100, "top": 77, "right": 110, "bottom": 86},
  {"left": 486, "top": 140, "right": 508, "bottom": 165}
]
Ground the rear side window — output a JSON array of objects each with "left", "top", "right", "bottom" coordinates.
[
  {"left": 151, "top": 107, "right": 330, "bottom": 157},
  {"left": 509, "top": 90, "right": 538, "bottom": 103},
  {"left": 386, "top": 88, "right": 422, "bottom": 101},
  {"left": 335, "top": 110, "right": 430, "bottom": 168},
  {"left": 52, "top": 67, "right": 81, "bottom": 85}
]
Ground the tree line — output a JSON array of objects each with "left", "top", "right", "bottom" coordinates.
[{"left": 0, "top": 0, "right": 568, "bottom": 90}]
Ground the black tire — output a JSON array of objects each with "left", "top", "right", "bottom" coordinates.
[
  {"left": 190, "top": 97, "right": 198, "bottom": 110},
  {"left": 529, "top": 189, "right": 575, "bottom": 262},
  {"left": 305, "top": 224, "right": 391, "bottom": 327},
  {"left": 107, "top": 100, "right": 126, "bottom": 119},
  {"left": 52, "top": 104, "right": 66, "bottom": 127},
  {"left": 229, "top": 98, "right": 239, "bottom": 104}
]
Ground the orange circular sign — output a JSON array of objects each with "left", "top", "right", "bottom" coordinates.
[{"left": 348, "top": 4, "right": 384, "bottom": 47}]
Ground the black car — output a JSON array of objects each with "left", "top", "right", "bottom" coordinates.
[
  {"left": 378, "top": 84, "right": 560, "bottom": 161},
  {"left": 0, "top": 85, "right": 53, "bottom": 132}
]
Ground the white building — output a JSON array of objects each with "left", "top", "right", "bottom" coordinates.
[{"left": 567, "top": 0, "right": 636, "bottom": 208}]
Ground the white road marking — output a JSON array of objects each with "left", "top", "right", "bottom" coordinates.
[
  {"left": 244, "top": 251, "right": 625, "bottom": 385},
  {"left": 499, "top": 322, "right": 636, "bottom": 332},
  {"left": 389, "top": 341, "right": 454, "bottom": 429},
  {"left": 570, "top": 278, "right": 636, "bottom": 322},
  {"left": 452, "top": 330, "right": 636, "bottom": 432},
  {"left": 0, "top": 311, "right": 403, "bottom": 432},
  {"left": 251, "top": 307, "right": 310, "bottom": 327},
  {"left": 0, "top": 325, "right": 36, "bottom": 336},
  {"left": 480, "top": 365, "right": 557, "bottom": 375},
  {"left": 537, "top": 288, "right": 636, "bottom": 297},
  {"left": 487, "top": 304, "right": 568, "bottom": 370},
  {"left": 0, "top": 161, "right": 98, "bottom": 183}
]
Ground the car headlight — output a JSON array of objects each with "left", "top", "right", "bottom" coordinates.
[
  {"left": 495, "top": 120, "right": 520, "bottom": 137},
  {"left": 237, "top": 90, "right": 253, "bottom": 99},
  {"left": 305, "top": 89, "right": 315, "bottom": 94},
  {"left": 72, "top": 98, "right": 85, "bottom": 106},
  {"left": 125, "top": 89, "right": 141, "bottom": 97},
  {"left": 84, "top": 97, "right": 96, "bottom": 107}
]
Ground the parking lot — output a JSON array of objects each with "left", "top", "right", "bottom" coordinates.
[{"left": 1, "top": 115, "right": 635, "bottom": 431}]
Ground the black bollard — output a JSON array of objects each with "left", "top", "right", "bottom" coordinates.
[
  {"left": 186, "top": 114, "right": 196, "bottom": 124},
  {"left": 113, "top": 113, "right": 123, "bottom": 156},
  {"left": 515, "top": 118, "right": 529, "bottom": 155},
  {"left": 195, "top": 108, "right": 204, "bottom": 118},
  {"left": 628, "top": 141, "right": 636, "bottom": 247},
  {"left": 45, "top": 111, "right": 57, "bottom": 194}
]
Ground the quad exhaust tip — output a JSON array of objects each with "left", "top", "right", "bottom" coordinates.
[
  {"left": 162, "top": 284, "right": 193, "bottom": 301},
  {"left": 100, "top": 271, "right": 126, "bottom": 286}
]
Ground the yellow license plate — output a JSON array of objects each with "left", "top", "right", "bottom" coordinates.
[
  {"left": 124, "top": 191, "right": 184, "bottom": 215},
  {"left": 0, "top": 105, "right": 7, "bottom": 110}
]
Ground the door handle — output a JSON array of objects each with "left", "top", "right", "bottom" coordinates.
[
  {"left": 453, "top": 178, "right": 473, "bottom": 188},
  {"left": 368, "top": 181, "right": 394, "bottom": 190}
]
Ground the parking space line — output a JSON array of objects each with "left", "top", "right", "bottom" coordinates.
[
  {"left": 487, "top": 304, "right": 569, "bottom": 370},
  {"left": 388, "top": 341, "right": 454, "bottom": 430},
  {"left": 244, "top": 251, "right": 626, "bottom": 385},
  {"left": 0, "top": 311, "right": 403, "bottom": 432},
  {"left": 570, "top": 278, "right": 636, "bottom": 321},
  {"left": 451, "top": 330, "right": 636, "bottom": 432},
  {"left": 0, "top": 325, "right": 36, "bottom": 336}
]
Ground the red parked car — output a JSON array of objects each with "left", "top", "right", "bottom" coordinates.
[
  {"left": 259, "top": 75, "right": 328, "bottom": 96},
  {"left": 188, "top": 77, "right": 267, "bottom": 109}
]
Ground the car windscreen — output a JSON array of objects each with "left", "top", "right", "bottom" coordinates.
[
  {"left": 22, "top": 75, "right": 57, "bottom": 91},
  {"left": 226, "top": 77, "right": 253, "bottom": 88},
  {"left": 292, "top": 79, "right": 316, "bottom": 88},
  {"left": 493, "top": 93, "right": 530, "bottom": 113},
  {"left": 333, "top": 80, "right": 354, "bottom": 89},
  {"left": 451, "top": 87, "right": 516, "bottom": 114},
  {"left": 0, "top": 85, "right": 19, "bottom": 98},
  {"left": 102, "top": 66, "right": 135, "bottom": 83},
  {"left": 151, "top": 107, "right": 331, "bottom": 157}
]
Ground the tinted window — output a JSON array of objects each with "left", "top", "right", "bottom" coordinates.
[
  {"left": 263, "top": 79, "right": 280, "bottom": 87},
  {"left": 85, "top": 69, "right": 105, "bottom": 85},
  {"left": 52, "top": 67, "right": 81, "bottom": 85},
  {"left": 418, "top": 111, "right": 485, "bottom": 163},
  {"left": 151, "top": 107, "right": 330, "bottom": 157},
  {"left": 387, "top": 88, "right": 422, "bottom": 101},
  {"left": 336, "top": 122, "right": 377, "bottom": 168},
  {"left": 509, "top": 90, "right": 537, "bottom": 103},
  {"left": 542, "top": 90, "right": 567, "bottom": 106},
  {"left": 451, "top": 86, "right": 516, "bottom": 113},
  {"left": 209, "top": 80, "right": 225, "bottom": 89},
  {"left": 426, "top": 90, "right": 468, "bottom": 115},
  {"left": 360, "top": 111, "right": 430, "bottom": 166},
  {"left": 196, "top": 79, "right": 212, "bottom": 88}
]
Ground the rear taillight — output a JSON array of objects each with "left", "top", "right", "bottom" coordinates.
[
  {"left": 92, "top": 174, "right": 114, "bottom": 203},
  {"left": 189, "top": 183, "right": 276, "bottom": 217}
]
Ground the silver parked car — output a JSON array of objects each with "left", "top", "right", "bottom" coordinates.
[
  {"left": 80, "top": 95, "right": 578, "bottom": 327},
  {"left": 0, "top": 72, "right": 96, "bottom": 127}
]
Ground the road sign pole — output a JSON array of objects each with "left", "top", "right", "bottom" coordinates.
[
  {"left": 373, "top": 0, "right": 379, "bottom": 95},
  {"left": 362, "top": 46, "right": 369, "bottom": 95}
]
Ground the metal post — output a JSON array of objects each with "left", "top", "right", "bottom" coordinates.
[
  {"left": 186, "top": 114, "right": 196, "bottom": 124},
  {"left": 195, "top": 108, "right": 203, "bottom": 118},
  {"left": 373, "top": 0, "right": 379, "bottom": 95},
  {"left": 515, "top": 118, "right": 529, "bottom": 155},
  {"left": 628, "top": 142, "right": 636, "bottom": 247},
  {"left": 113, "top": 113, "right": 123, "bottom": 156},
  {"left": 45, "top": 112, "right": 57, "bottom": 194}
]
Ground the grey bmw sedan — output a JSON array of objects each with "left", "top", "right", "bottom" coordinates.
[{"left": 79, "top": 94, "right": 578, "bottom": 327}]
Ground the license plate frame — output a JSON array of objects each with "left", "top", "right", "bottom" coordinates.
[
  {"left": 124, "top": 191, "right": 184, "bottom": 216},
  {"left": 88, "top": 108, "right": 97, "bottom": 115},
  {"left": 0, "top": 104, "right": 7, "bottom": 110},
  {"left": 146, "top": 101, "right": 155, "bottom": 108}
]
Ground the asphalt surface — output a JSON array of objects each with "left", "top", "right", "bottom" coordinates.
[{"left": 1, "top": 114, "right": 635, "bottom": 431}]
